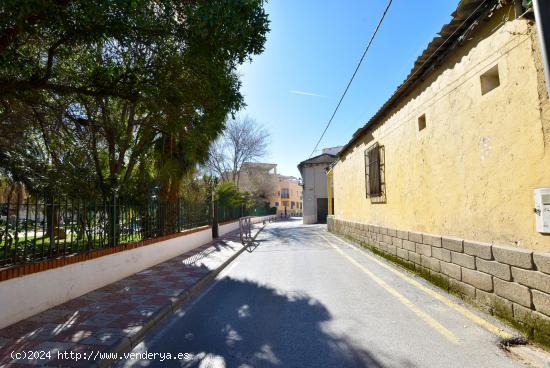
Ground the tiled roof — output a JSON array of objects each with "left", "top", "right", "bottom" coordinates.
[{"left": 298, "top": 153, "right": 337, "bottom": 167}]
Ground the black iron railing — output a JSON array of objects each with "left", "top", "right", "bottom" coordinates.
[{"left": 0, "top": 196, "right": 220, "bottom": 268}]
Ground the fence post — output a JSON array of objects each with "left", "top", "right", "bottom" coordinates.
[
  {"left": 212, "top": 199, "right": 219, "bottom": 238},
  {"left": 177, "top": 198, "right": 181, "bottom": 232},
  {"left": 111, "top": 191, "right": 118, "bottom": 247}
]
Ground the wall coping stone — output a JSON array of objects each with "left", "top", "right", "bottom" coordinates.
[
  {"left": 463, "top": 240, "right": 493, "bottom": 260},
  {"left": 442, "top": 236, "right": 464, "bottom": 252},
  {"left": 493, "top": 244, "right": 533, "bottom": 269},
  {"left": 408, "top": 231, "right": 423, "bottom": 243}
]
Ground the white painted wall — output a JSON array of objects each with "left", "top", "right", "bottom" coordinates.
[
  {"left": 219, "top": 216, "right": 275, "bottom": 236},
  {"left": 0, "top": 227, "right": 212, "bottom": 329},
  {"left": 302, "top": 164, "right": 329, "bottom": 224},
  {"left": 219, "top": 220, "right": 240, "bottom": 236}
]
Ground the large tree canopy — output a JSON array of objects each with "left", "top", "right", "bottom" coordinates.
[{"left": 0, "top": 0, "right": 269, "bottom": 200}]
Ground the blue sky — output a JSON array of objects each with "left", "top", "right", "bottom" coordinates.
[{"left": 238, "top": 0, "right": 459, "bottom": 178}]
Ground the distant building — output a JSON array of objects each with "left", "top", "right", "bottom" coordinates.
[
  {"left": 298, "top": 147, "right": 342, "bottom": 224},
  {"left": 237, "top": 162, "right": 303, "bottom": 217},
  {"left": 272, "top": 174, "right": 302, "bottom": 218}
]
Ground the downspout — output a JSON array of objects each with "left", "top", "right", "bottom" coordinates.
[{"left": 533, "top": 0, "right": 550, "bottom": 98}]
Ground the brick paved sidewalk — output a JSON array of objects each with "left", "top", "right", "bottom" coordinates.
[{"left": 0, "top": 224, "right": 263, "bottom": 368}]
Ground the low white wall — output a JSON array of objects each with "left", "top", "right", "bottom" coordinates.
[
  {"left": 218, "top": 215, "right": 275, "bottom": 237},
  {"left": 219, "top": 220, "right": 240, "bottom": 236},
  {"left": 0, "top": 227, "right": 212, "bottom": 329}
]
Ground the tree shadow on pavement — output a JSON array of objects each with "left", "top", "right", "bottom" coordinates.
[{"left": 122, "top": 277, "right": 403, "bottom": 368}]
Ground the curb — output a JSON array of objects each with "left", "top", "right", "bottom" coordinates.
[{"left": 97, "top": 224, "right": 267, "bottom": 368}]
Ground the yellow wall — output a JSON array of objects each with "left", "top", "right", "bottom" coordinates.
[{"left": 333, "top": 14, "right": 550, "bottom": 251}]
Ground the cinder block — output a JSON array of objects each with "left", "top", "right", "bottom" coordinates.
[
  {"left": 440, "top": 261, "right": 461, "bottom": 280},
  {"left": 396, "top": 248, "right": 408, "bottom": 260},
  {"left": 442, "top": 236, "right": 463, "bottom": 252},
  {"left": 511, "top": 267, "right": 550, "bottom": 294},
  {"left": 383, "top": 235, "right": 392, "bottom": 244},
  {"left": 476, "top": 289, "right": 512, "bottom": 316},
  {"left": 462, "top": 268, "right": 493, "bottom": 292},
  {"left": 393, "top": 237, "right": 403, "bottom": 248},
  {"left": 402, "top": 240, "right": 416, "bottom": 252},
  {"left": 432, "top": 247, "right": 451, "bottom": 262},
  {"left": 451, "top": 252, "right": 475, "bottom": 269},
  {"left": 512, "top": 303, "right": 534, "bottom": 326},
  {"left": 396, "top": 229, "right": 408, "bottom": 240},
  {"left": 386, "top": 244, "right": 397, "bottom": 255},
  {"left": 475, "top": 289, "right": 494, "bottom": 308},
  {"left": 408, "top": 231, "right": 423, "bottom": 243},
  {"left": 534, "top": 252, "right": 550, "bottom": 275},
  {"left": 416, "top": 243, "right": 431, "bottom": 257},
  {"left": 421, "top": 255, "right": 440, "bottom": 272},
  {"left": 463, "top": 240, "right": 492, "bottom": 260},
  {"left": 449, "top": 279, "right": 476, "bottom": 298},
  {"left": 408, "top": 251, "right": 421, "bottom": 264},
  {"left": 492, "top": 244, "right": 533, "bottom": 269},
  {"left": 494, "top": 278, "right": 532, "bottom": 308},
  {"left": 476, "top": 258, "right": 511, "bottom": 281},
  {"left": 379, "top": 227, "right": 388, "bottom": 235},
  {"left": 533, "top": 290, "right": 550, "bottom": 317},
  {"left": 423, "top": 233, "right": 442, "bottom": 247},
  {"left": 387, "top": 228, "right": 397, "bottom": 237}
]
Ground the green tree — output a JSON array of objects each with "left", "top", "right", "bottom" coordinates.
[{"left": 0, "top": 0, "right": 270, "bottom": 202}]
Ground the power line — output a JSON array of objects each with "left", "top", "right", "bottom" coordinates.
[
  {"left": 309, "top": 0, "right": 393, "bottom": 158},
  {"left": 320, "top": 0, "right": 492, "bottom": 158}
]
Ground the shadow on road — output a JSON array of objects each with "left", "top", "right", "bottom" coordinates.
[{"left": 128, "top": 277, "right": 389, "bottom": 368}]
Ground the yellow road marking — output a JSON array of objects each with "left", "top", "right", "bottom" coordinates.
[
  {"left": 324, "top": 231, "right": 513, "bottom": 340},
  {"left": 318, "top": 233, "right": 460, "bottom": 345}
]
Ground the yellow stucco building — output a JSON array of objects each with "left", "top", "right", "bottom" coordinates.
[
  {"left": 330, "top": 2, "right": 550, "bottom": 251},
  {"left": 328, "top": 1, "right": 550, "bottom": 340}
]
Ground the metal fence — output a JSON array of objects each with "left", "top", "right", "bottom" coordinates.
[
  {"left": 0, "top": 196, "right": 229, "bottom": 268},
  {"left": 247, "top": 207, "right": 277, "bottom": 217},
  {"left": 215, "top": 205, "right": 276, "bottom": 223}
]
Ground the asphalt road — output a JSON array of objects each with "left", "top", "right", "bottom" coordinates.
[{"left": 119, "top": 219, "right": 525, "bottom": 368}]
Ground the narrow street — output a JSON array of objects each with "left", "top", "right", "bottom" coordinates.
[{"left": 119, "top": 220, "right": 523, "bottom": 368}]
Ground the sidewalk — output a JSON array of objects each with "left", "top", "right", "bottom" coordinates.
[{"left": 0, "top": 224, "right": 264, "bottom": 367}]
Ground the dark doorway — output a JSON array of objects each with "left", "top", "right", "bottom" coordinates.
[{"left": 317, "top": 198, "right": 328, "bottom": 224}]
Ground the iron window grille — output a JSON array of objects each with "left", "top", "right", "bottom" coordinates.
[{"left": 365, "top": 143, "right": 386, "bottom": 203}]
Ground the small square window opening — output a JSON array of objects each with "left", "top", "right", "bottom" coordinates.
[{"left": 480, "top": 65, "right": 500, "bottom": 95}]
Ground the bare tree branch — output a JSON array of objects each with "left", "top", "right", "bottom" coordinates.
[{"left": 204, "top": 116, "right": 269, "bottom": 189}]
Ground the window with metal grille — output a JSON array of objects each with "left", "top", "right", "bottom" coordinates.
[{"left": 365, "top": 143, "right": 384, "bottom": 198}]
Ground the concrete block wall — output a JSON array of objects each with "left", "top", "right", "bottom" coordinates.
[{"left": 328, "top": 216, "right": 550, "bottom": 344}]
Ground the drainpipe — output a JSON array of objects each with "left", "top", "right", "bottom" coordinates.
[{"left": 533, "top": 0, "right": 550, "bottom": 98}]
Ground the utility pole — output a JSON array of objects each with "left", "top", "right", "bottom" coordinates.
[{"left": 533, "top": 0, "right": 550, "bottom": 98}]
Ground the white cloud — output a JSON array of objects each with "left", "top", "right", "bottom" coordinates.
[{"left": 289, "top": 90, "right": 327, "bottom": 98}]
